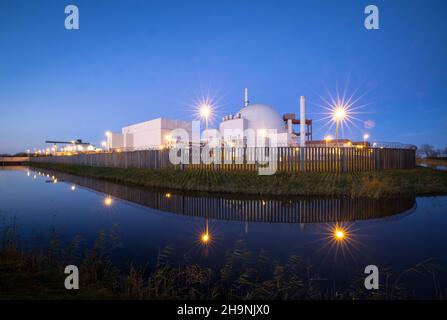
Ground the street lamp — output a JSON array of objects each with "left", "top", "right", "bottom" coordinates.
[
  {"left": 200, "top": 104, "right": 211, "bottom": 130},
  {"left": 324, "top": 135, "right": 333, "bottom": 146},
  {"left": 332, "top": 106, "right": 347, "bottom": 145},
  {"left": 363, "top": 133, "right": 369, "bottom": 146}
]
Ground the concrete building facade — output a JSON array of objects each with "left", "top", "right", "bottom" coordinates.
[{"left": 107, "top": 118, "right": 192, "bottom": 151}]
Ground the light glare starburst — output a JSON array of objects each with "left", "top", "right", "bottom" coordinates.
[
  {"left": 189, "top": 91, "right": 223, "bottom": 128},
  {"left": 314, "top": 80, "right": 373, "bottom": 140}
]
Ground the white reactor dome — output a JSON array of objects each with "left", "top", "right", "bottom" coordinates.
[{"left": 238, "top": 104, "right": 286, "bottom": 133}]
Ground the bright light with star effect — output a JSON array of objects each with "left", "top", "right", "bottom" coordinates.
[
  {"left": 314, "top": 81, "right": 373, "bottom": 139},
  {"left": 189, "top": 90, "right": 223, "bottom": 127}
]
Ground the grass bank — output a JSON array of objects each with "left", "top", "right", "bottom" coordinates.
[{"left": 29, "top": 162, "right": 447, "bottom": 198}]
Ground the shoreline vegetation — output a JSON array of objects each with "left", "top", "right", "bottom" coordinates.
[
  {"left": 28, "top": 162, "right": 447, "bottom": 198},
  {"left": 0, "top": 225, "right": 444, "bottom": 300}
]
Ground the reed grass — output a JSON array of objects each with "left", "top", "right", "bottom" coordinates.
[{"left": 1, "top": 229, "right": 444, "bottom": 300}]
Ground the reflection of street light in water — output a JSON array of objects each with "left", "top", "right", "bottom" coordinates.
[
  {"left": 200, "top": 219, "right": 211, "bottom": 245},
  {"left": 193, "top": 211, "right": 218, "bottom": 253},
  {"left": 201, "top": 232, "right": 210, "bottom": 244},
  {"left": 308, "top": 222, "right": 364, "bottom": 266},
  {"left": 333, "top": 226, "right": 347, "bottom": 241},
  {"left": 104, "top": 196, "right": 113, "bottom": 206}
]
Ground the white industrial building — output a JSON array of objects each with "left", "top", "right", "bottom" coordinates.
[
  {"left": 216, "top": 90, "right": 311, "bottom": 147},
  {"left": 106, "top": 89, "right": 312, "bottom": 151},
  {"left": 107, "top": 118, "right": 192, "bottom": 151}
]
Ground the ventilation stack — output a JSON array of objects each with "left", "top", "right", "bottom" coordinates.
[{"left": 300, "top": 96, "right": 306, "bottom": 147}]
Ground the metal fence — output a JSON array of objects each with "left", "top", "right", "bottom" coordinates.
[{"left": 31, "top": 146, "right": 416, "bottom": 172}]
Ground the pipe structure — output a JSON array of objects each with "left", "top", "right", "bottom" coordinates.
[{"left": 244, "top": 88, "right": 249, "bottom": 107}]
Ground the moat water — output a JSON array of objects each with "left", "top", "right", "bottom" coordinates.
[{"left": 1, "top": 166, "right": 446, "bottom": 298}]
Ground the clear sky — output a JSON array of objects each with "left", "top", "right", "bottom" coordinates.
[{"left": 0, "top": 0, "right": 446, "bottom": 153}]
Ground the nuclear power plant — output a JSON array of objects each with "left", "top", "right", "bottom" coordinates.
[{"left": 106, "top": 89, "right": 313, "bottom": 151}]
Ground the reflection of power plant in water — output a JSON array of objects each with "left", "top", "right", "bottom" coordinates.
[{"left": 36, "top": 169, "right": 416, "bottom": 224}]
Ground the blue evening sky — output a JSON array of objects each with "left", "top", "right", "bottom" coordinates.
[{"left": 0, "top": 0, "right": 446, "bottom": 153}]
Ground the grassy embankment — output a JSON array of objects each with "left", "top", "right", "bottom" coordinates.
[{"left": 28, "top": 162, "right": 447, "bottom": 198}]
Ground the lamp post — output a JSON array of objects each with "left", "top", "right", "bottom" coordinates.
[
  {"left": 324, "top": 135, "right": 333, "bottom": 147},
  {"left": 200, "top": 104, "right": 212, "bottom": 145},
  {"left": 200, "top": 104, "right": 211, "bottom": 131},
  {"left": 363, "top": 133, "right": 369, "bottom": 147},
  {"left": 332, "top": 106, "right": 346, "bottom": 146}
]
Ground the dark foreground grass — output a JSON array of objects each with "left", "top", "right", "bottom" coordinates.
[
  {"left": 29, "top": 162, "right": 447, "bottom": 198},
  {"left": 1, "top": 228, "right": 444, "bottom": 300}
]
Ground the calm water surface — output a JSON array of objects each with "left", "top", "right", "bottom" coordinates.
[{"left": 1, "top": 166, "right": 446, "bottom": 295}]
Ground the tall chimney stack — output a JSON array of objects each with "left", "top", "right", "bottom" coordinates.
[
  {"left": 244, "top": 88, "right": 249, "bottom": 107},
  {"left": 300, "top": 96, "right": 306, "bottom": 147}
]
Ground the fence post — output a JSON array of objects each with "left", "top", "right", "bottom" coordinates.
[
  {"left": 341, "top": 148, "right": 347, "bottom": 172},
  {"left": 300, "top": 147, "right": 305, "bottom": 172}
]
